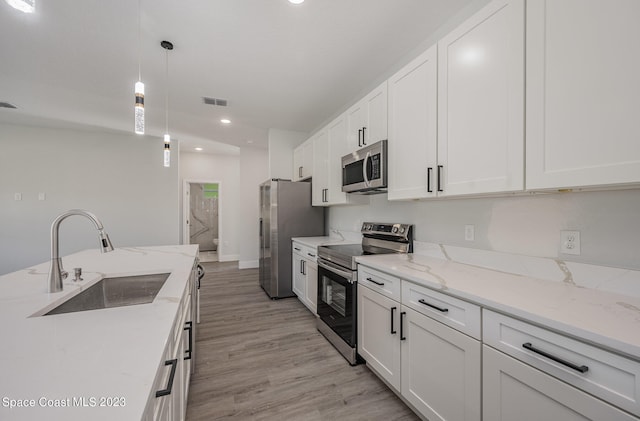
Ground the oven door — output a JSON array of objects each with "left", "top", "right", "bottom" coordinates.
[{"left": 317, "top": 259, "right": 356, "bottom": 347}]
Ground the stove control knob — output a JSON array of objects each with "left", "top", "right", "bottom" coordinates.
[
  {"left": 400, "top": 227, "right": 405, "bottom": 234},
  {"left": 392, "top": 226, "right": 399, "bottom": 234}
]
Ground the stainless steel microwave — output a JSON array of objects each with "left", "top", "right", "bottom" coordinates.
[{"left": 341, "top": 139, "right": 387, "bottom": 194}]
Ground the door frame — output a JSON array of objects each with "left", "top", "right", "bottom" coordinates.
[{"left": 183, "top": 179, "right": 223, "bottom": 257}]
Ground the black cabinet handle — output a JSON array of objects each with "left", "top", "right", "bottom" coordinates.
[
  {"left": 437, "top": 165, "right": 443, "bottom": 192},
  {"left": 427, "top": 167, "right": 433, "bottom": 193},
  {"left": 303, "top": 260, "right": 306, "bottom": 275},
  {"left": 390, "top": 306, "right": 397, "bottom": 334},
  {"left": 155, "top": 359, "right": 178, "bottom": 397},
  {"left": 522, "top": 343, "right": 589, "bottom": 373},
  {"left": 366, "top": 277, "right": 384, "bottom": 286},
  {"left": 362, "top": 126, "right": 367, "bottom": 146},
  {"left": 294, "top": 247, "right": 301, "bottom": 251},
  {"left": 307, "top": 253, "right": 315, "bottom": 258},
  {"left": 418, "top": 299, "right": 448, "bottom": 313},
  {"left": 299, "top": 166, "right": 303, "bottom": 178},
  {"left": 400, "top": 311, "right": 407, "bottom": 340},
  {"left": 358, "top": 129, "right": 362, "bottom": 147},
  {"left": 184, "top": 321, "right": 193, "bottom": 360}
]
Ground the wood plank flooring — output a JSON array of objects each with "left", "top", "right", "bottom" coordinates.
[{"left": 186, "top": 262, "right": 420, "bottom": 421}]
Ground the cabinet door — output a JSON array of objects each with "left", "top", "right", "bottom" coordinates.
[
  {"left": 305, "top": 260, "right": 318, "bottom": 314},
  {"left": 437, "top": 0, "right": 524, "bottom": 196},
  {"left": 363, "top": 81, "right": 388, "bottom": 147},
  {"left": 483, "top": 345, "right": 637, "bottom": 421},
  {"left": 347, "top": 102, "right": 367, "bottom": 151},
  {"left": 291, "top": 251, "right": 305, "bottom": 298},
  {"left": 358, "top": 284, "right": 401, "bottom": 391},
  {"left": 327, "top": 115, "right": 350, "bottom": 204},
  {"left": 401, "top": 306, "right": 481, "bottom": 421},
  {"left": 302, "top": 141, "right": 313, "bottom": 180},
  {"left": 388, "top": 45, "right": 438, "bottom": 200},
  {"left": 311, "top": 130, "right": 328, "bottom": 206},
  {"left": 526, "top": 0, "right": 640, "bottom": 190},
  {"left": 293, "top": 144, "right": 304, "bottom": 181}
]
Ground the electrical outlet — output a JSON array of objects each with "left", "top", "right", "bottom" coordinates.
[
  {"left": 14, "top": 193, "right": 22, "bottom": 201},
  {"left": 38, "top": 192, "right": 46, "bottom": 201},
  {"left": 560, "top": 230, "right": 581, "bottom": 255},
  {"left": 465, "top": 224, "right": 475, "bottom": 241}
]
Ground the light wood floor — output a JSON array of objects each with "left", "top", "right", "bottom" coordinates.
[{"left": 186, "top": 261, "right": 420, "bottom": 421}]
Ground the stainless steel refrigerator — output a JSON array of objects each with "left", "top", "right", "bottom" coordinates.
[{"left": 259, "top": 179, "right": 324, "bottom": 298}]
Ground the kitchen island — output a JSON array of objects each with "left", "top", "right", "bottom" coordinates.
[{"left": 0, "top": 245, "right": 198, "bottom": 421}]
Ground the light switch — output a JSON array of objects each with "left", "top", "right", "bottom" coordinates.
[
  {"left": 14, "top": 193, "right": 22, "bottom": 201},
  {"left": 38, "top": 193, "right": 46, "bottom": 201},
  {"left": 465, "top": 224, "right": 475, "bottom": 241}
]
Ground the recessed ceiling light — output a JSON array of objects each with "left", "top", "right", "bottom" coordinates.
[
  {"left": 220, "top": 119, "right": 231, "bottom": 124},
  {"left": 5, "top": 0, "right": 35, "bottom": 13},
  {"left": 289, "top": 0, "right": 304, "bottom": 4},
  {"left": 195, "top": 147, "right": 203, "bottom": 151}
]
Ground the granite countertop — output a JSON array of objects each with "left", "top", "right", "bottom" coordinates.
[
  {"left": 356, "top": 253, "right": 640, "bottom": 361},
  {"left": 0, "top": 245, "right": 198, "bottom": 420}
]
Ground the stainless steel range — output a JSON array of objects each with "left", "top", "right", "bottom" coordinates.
[{"left": 316, "top": 222, "right": 413, "bottom": 365}]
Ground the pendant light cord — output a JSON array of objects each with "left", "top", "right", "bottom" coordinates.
[
  {"left": 137, "top": 0, "right": 142, "bottom": 81},
  {"left": 165, "top": 48, "right": 169, "bottom": 134}
]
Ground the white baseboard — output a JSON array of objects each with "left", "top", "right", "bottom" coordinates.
[
  {"left": 238, "top": 260, "right": 258, "bottom": 269},
  {"left": 218, "top": 254, "right": 239, "bottom": 262}
]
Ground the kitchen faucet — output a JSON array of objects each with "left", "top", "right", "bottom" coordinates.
[{"left": 48, "top": 209, "right": 114, "bottom": 293}]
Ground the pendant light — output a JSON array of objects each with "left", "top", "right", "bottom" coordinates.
[
  {"left": 5, "top": 0, "right": 35, "bottom": 13},
  {"left": 134, "top": 0, "right": 144, "bottom": 134},
  {"left": 161, "top": 40, "right": 174, "bottom": 167}
]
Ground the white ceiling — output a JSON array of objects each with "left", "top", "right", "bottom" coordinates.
[{"left": 0, "top": 0, "right": 474, "bottom": 155}]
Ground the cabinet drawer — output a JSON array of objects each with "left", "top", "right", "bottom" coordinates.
[
  {"left": 483, "top": 309, "right": 640, "bottom": 416},
  {"left": 359, "top": 266, "right": 401, "bottom": 300},
  {"left": 402, "top": 281, "right": 481, "bottom": 340},
  {"left": 293, "top": 243, "right": 316, "bottom": 261}
]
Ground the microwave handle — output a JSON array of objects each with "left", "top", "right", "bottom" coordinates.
[{"left": 362, "top": 151, "right": 371, "bottom": 187}]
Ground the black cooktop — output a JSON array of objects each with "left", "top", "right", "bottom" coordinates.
[{"left": 317, "top": 243, "right": 397, "bottom": 270}]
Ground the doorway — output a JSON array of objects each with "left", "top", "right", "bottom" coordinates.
[{"left": 183, "top": 180, "right": 221, "bottom": 263}]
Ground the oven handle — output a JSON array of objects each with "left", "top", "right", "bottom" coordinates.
[{"left": 318, "top": 259, "right": 353, "bottom": 283}]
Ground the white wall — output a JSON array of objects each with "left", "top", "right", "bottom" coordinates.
[
  {"left": 0, "top": 123, "right": 180, "bottom": 275},
  {"left": 238, "top": 147, "right": 269, "bottom": 268},
  {"left": 267, "top": 128, "right": 307, "bottom": 180},
  {"left": 328, "top": 189, "right": 640, "bottom": 270},
  {"left": 180, "top": 151, "right": 240, "bottom": 262}
]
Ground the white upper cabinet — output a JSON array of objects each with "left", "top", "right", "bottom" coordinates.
[
  {"left": 293, "top": 139, "right": 313, "bottom": 181},
  {"left": 311, "top": 129, "right": 328, "bottom": 206},
  {"left": 526, "top": 0, "right": 640, "bottom": 190},
  {"left": 387, "top": 45, "right": 438, "bottom": 200},
  {"left": 437, "top": 0, "right": 525, "bottom": 197},
  {"left": 347, "top": 82, "right": 388, "bottom": 152}
]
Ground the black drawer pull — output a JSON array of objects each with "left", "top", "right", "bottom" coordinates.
[
  {"left": 294, "top": 247, "right": 301, "bottom": 251},
  {"left": 366, "top": 277, "right": 384, "bottom": 286},
  {"left": 522, "top": 342, "right": 589, "bottom": 373},
  {"left": 307, "top": 253, "right": 316, "bottom": 258},
  {"left": 427, "top": 167, "right": 433, "bottom": 193},
  {"left": 400, "top": 311, "right": 407, "bottom": 341},
  {"left": 418, "top": 299, "right": 448, "bottom": 313},
  {"left": 184, "top": 321, "right": 193, "bottom": 360},
  {"left": 155, "top": 359, "right": 178, "bottom": 397},
  {"left": 390, "top": 306, "right": 397, "bottom": 334},
  {"left": 437, "top": 165, "right": 443, "bottom": 192}
]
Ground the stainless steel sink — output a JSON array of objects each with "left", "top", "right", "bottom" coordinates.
[{"left": 44, "top": 273, "right": 170, "bottom": 315}]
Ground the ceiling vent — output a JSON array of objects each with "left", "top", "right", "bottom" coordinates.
[
  {"left": 0, "top": 102, "right": 17, "bottom": 109},
  {"left": 203, "top": 97, "right": 228, "bottom": 107}
]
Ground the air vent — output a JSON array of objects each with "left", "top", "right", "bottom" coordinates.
[
  {"left": 0, "top": 102, "right": 17, "bottom": 109},
  {"left": 203, "top": 97, "right": 228, "bottom": 107}
]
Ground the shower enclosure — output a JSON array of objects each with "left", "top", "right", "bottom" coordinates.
[{"left": 189, "top": 183, "right": 219, "bottom": 252}]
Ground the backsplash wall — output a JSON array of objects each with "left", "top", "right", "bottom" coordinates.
[{"left": 327, "top": 189, "right": 640, "bottom": 270}]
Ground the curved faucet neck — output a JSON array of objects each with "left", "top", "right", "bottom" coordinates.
[{"left": 50, "top": 210, "right": 104, "bottom": 259}]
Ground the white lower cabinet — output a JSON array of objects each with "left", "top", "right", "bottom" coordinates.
[
  {"left": 357, "top": 279, "right": 481, "bottom": 421},
  {"left": 402, "top": 307, "right": 481, "bottom": 421},
  {"left": 292, "top": 241, "right": 319, "bottom": 314},
  {"left": 144, "top": 278, "right": 195, "bottom": 421},
  {"left": 358, "top": 284, "right": 401, "bottom": 390},
  {"left": 483, "top": 345, "right": 637, "bottom": 421}
]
